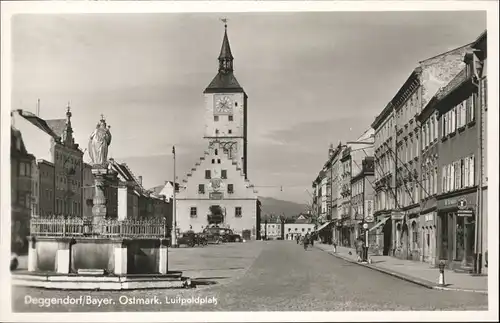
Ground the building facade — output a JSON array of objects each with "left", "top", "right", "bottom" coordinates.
[
  {"left": 284, "top": 223, "right": 315, "bottom": 241},
  {"left": 352, "top": 157, "right": 376, "bottom": 247},
  {"left": 372, "top": 44, "right": 471, "bottom": 259},
  {"left": 37, "top": 159, "right": 55, "bottom": 217},
  {"left": 176, "top": 25, "right": 260, "bottom": 238},
  {"left": 428, "top": 31, "right": 488, "bottom": 272},
  {"left": 11, "top": 127, "right": 35, "bottom": 254},
  {"left": 12, "top": 107, "right": 84, "bottom": 218}
]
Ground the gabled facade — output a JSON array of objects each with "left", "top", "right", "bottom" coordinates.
[
  {"left": 176, "top": 24, "right": 260, "bottom": 238},
  {"left": 11, "top": 106, "right": 84, "bottom": 218}
]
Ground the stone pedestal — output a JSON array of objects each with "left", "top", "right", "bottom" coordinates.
[
  {"left": 56, "top": 248, "right": 70, "bottom": 274},
  {"left": 114, "top": 243, "right": 128, "bottom": 275},
  {"left": 28, "top": 238, "right": 37, "bottom": 272},
  {"left": 91, "top": 168, "right": 109, "bottom": 225},
  {"left": 159, "top": 239, "right": 169, "bottom": 274}
]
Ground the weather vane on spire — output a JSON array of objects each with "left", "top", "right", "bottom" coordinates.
[{"left": 220, "top": 17, "right": 228, "bottom": 28}]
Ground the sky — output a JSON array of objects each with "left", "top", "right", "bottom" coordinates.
[{"left": 11, "top": 11, "right": 486, "bottom": 204}]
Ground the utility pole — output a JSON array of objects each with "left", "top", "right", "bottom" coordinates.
[{"left": 171, "top": 146, "right": 177, "bottom": 247}]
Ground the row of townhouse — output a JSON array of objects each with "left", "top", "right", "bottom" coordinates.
[
  {"left": 312, "top": 129, "right": 375, "bottom": 248},
  {"left": 10, "top": 107, "right": 175, "bottom": 254},
  {"left": 371, "top": 31, "right": 487, "bottom": 274},
  {"left": 311, "top": 31, "right": 488, "bottom": 274}
]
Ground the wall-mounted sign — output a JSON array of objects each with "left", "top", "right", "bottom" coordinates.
[
  {"left": 209, "top": 192, "right": 223, "bottom": 200},
  {"left": 457, "top": 210, "right": 473, "bottom": 217},
  {"left": 457, "top": 198, "right": 467, "bottom": 210}
]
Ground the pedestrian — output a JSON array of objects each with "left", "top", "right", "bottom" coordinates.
[
  {"left": 303, "top": 233, "right": 309, "bottom": 250},
  {"left": 310, "top": 232, "right": 315, "bottom": 247},
  {"left": 332, "top": 239, "right": 337, "bottom": 253},
  {"left": 356, "top": 237, "right": 363, "bottom": 262},
  {"left": 296, "top": 235, "right": 300, "bottom": 244}
]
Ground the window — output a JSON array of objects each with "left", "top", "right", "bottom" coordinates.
[
  {"left": 227, "top": 184, "right": 234, "bottom": 194},
  {"left": 214, "top": 115, "right": 219, "bottom": 122},
  {"left": 221, "top": 170, "right": 227, "bottom": 179},
  {"left": 442, "top": 115, "right": 447, "bottom": 137},
  {"left": 228, "top": 129, "right": 232, "bottom": 134},
  {"left": 190, "top": 207, "right": 197, "bottom": 218},
  {"left": 215, "top": 129, "right": 219, "bottom": 135},
  {"left": 19, "top": 162, "right": 25, "bottom": 176},
  {"left": 211, "top": 159, "right": 215, "bottom": 164},
  {"left": 434, "top": 114, "right": 438, "bottom": 141},
  {"left": 468, "top": 96, "right": 475, "bottom": 123},
  {"left": 198, "top": 184, "right": 205, "bottom": 194},
  {"left": 454, "top": 161, "right": 461, "bottom": 190},
  {"left": 433, "top": 167, "right": 438, "bottom": 195},
  {"left": 217, "top": 159, "right": 221, "bottom": 164},
  {"left": 205, "top": 170, "right": 211, "bottom": 179},
  {"left": 441, "top": 166, "right": 447, "bottom": 193},
  {"left": 469, "top": 155, "right": 475, "bottom": 187},
  {"left": 235, "top": 207, "right": 242, "bottom": 217},
  {"left": 228, "top": 115, "right": 233, "bottom": 121}
]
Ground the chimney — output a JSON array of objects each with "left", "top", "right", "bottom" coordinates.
[
  {"left": 328, "top": 143, "right": 334, "bottom": 157},
  {"left": 138, "top": 176, "right": 143, "bottom": 185}
]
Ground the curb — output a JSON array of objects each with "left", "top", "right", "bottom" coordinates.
[{"left": 316, "top": 246, "right": 488, "bottom": 295}]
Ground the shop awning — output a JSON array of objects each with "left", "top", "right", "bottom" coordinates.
[
  {"left": 315, "top": 221, "right": 332, "bottom": 232},
  {"left": 369, "top": 217, "right": 389, "bottom": 232}
]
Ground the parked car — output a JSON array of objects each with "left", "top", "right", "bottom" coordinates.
[
  {"left": 177, "top": 231, "right": 197, "bottom": 247},
  {"left": 202, "top": 226, "right": 223, "bottom": 244},
  {"left": 220, "top": 228, "right": 243, "bottom": 243}
]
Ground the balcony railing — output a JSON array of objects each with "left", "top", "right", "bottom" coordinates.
[{"left": 30, "top": 216, "right": 168, "bottom": 239}]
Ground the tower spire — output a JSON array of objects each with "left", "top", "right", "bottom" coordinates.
[
  {"left": 62, "top": 102, "right": 75, "bottom": 147},
  {"left": 218, "top": 19, "right": 233, "bottom": 74}
]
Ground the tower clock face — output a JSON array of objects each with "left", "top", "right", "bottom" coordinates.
[{"left": 215, "top": 96, "right": 233, "bottom": 114}]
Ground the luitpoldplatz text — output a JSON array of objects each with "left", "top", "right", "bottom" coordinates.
[{"left": 24, "top": 295, "right": 218, "bottom": 308}]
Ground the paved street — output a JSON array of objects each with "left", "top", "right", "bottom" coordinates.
[{"left": 12, "top": 241, "right": 488, "bottom": 312}]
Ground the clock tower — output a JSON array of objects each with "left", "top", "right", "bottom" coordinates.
[{"left": 203, "top": 23, "right": 248, "bottom": 178}]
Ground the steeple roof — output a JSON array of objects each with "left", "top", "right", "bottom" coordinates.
[
  {"left": 204, "top": 23, "right": 244, "bottom": 94},
  {"left": 218, "top": 26, "right": 233, "bottom": 60}
]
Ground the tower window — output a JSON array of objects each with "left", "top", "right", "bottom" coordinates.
[
  {"left": 228, "top": 184, "right": 234, "bottom": 194},
  {"left": 190, "top": 207, "right": 197, "bottom": 218},
  {"left": 235, "top": 102, "right": 238, "bottom": 107},
  {"left": 217, "top": 159, "right": 221, "bottom": 164},
  {"left": 215, "top": 129, "right": 219, "bottom": 135},
  {"left": 228, "top": 129, "right": 232, "bottom": 134},
  {"left": 215, "top": 149, "right": 218, "bottom": 155},
  {"left": 235, "top": 207, "right": 242, "bottom": 217},
  {"left": 228, "top": 115, "right": 233, "bottom": 121},
  {"left": 221, "top": 170, "right": 227, "bottom": 179},
  {"left": 205, "top": 170, "right": 211, "bottom": 179},
  {"left": 214, "top": 116, "right": 219, "bottom": 122},
  {"left": 212, "top": 159, "right": 215, "bottom": 164},
  {"left": 198, "top": 184, "right": 205, "bottom": 194}
]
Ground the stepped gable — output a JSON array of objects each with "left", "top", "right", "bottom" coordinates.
[{"left": 177, "top": 144, "right": 258, "bottom": 197}]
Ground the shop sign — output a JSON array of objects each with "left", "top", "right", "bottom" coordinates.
[
  {"left": 391, "top": 211, "right": 404, "bottom": 220},
  {"left": 457, "top": 210, "right": 473, "bottom": 217},
  {"left": 457, "top": 198, "right": 467, "bottom": 210}
]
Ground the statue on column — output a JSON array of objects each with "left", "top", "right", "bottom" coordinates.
[{"left": 88, "top": 115, "right": 112, "bottom": 167}]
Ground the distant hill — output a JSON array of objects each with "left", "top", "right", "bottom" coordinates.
[{"left": 258, "top": 196, "right": 308, "bottom": 220}]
